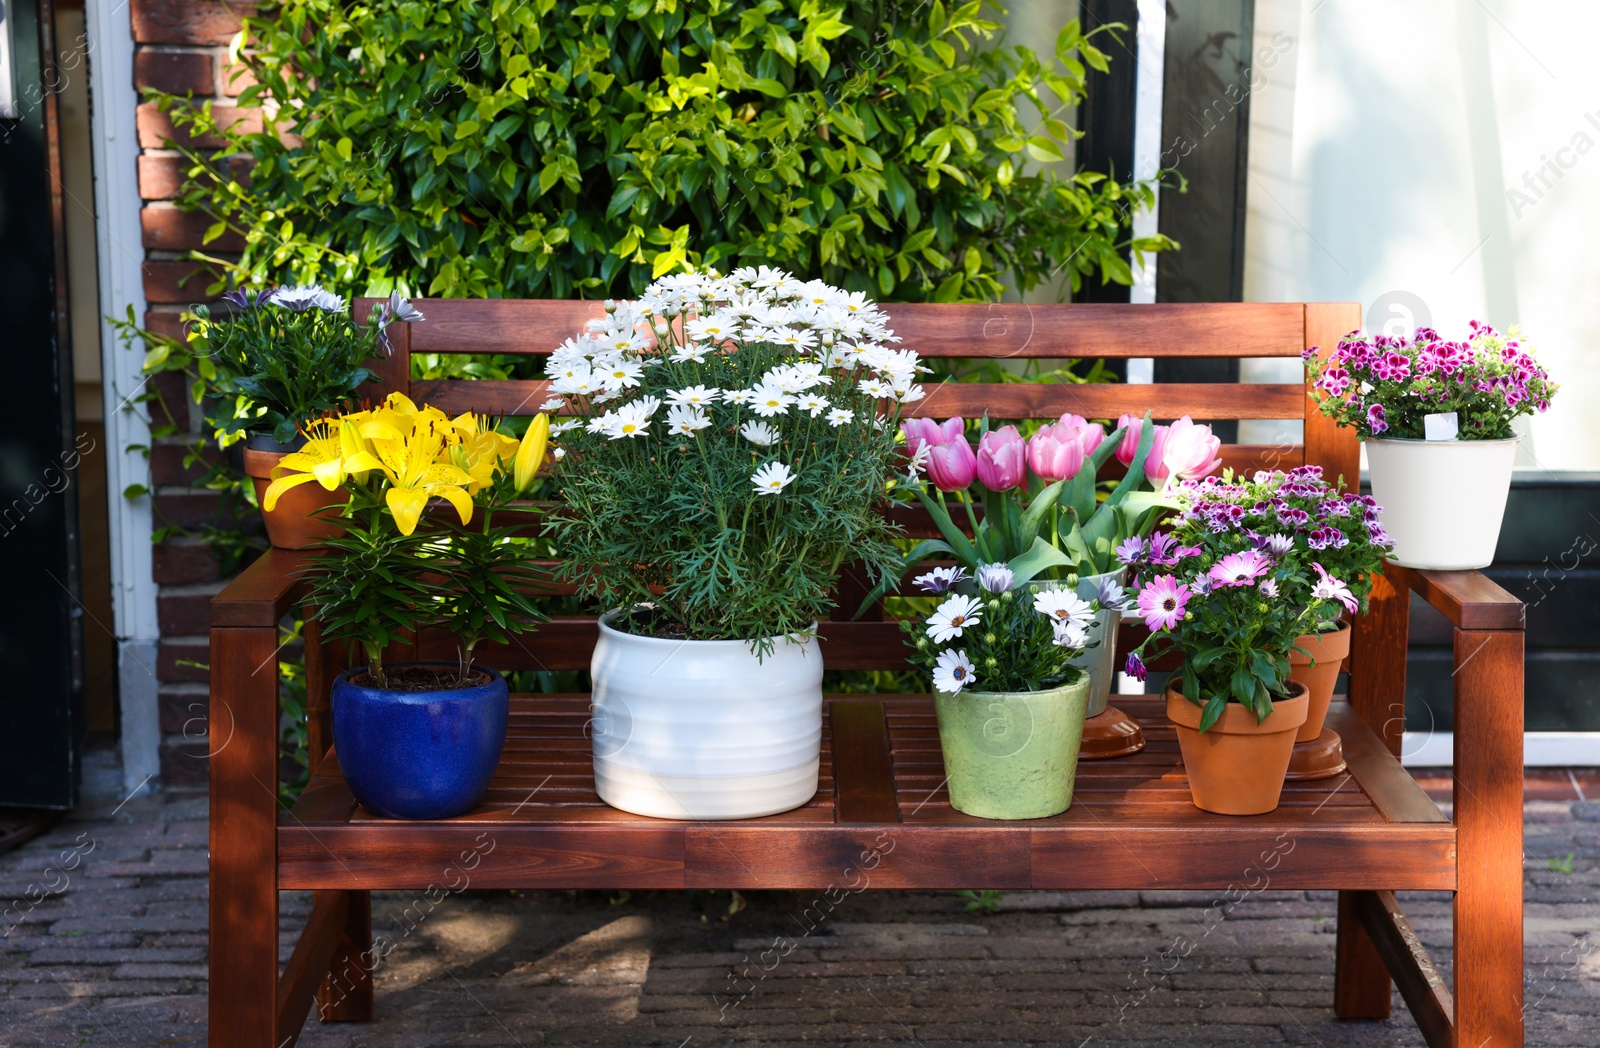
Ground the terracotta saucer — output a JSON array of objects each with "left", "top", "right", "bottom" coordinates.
[
  {"left": 1285, "top": 727, "right": 1347, "bottom": 780},
  {"left": 1079, "top": 705, "right": 1146, "bottom": 759}
]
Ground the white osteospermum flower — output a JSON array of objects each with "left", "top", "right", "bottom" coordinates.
[
  {"left": 927, "top": 594, "right": 983, "bottom": 643},
  {"left": 740, "top": 420, "right": 779, "bottom": 446},
  {"left": 1033, "top": 590, "right": 1095, "bottom": 629},
  {"left": 797, "top": 393, "right": 830, "bottom": 417},
  {"left": 749, "top": 384, "right": 794, "bottom": 417},
  {"left": 826, "top": 408, "right": 855, "bottom": 426},
  {"left": 1051, "top": 619, "right": 1089, "bottom": 650},
  {"left": 751, "top": 461, "right": 796, "bottom": 495},
  {"left": 667, "top": 405, "right": 711, "bottom": 436},
  {"left": 666, "top": 385, "right": 721, "bottom": 409},
  {"left": 932, "top": 649, "right": 977, "bottom": 695},
  {"left": 975, "top": 563, "right": 1015, "bottom": 594}
]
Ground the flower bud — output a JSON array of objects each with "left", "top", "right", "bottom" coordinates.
[
  {"left": 984, "top": 657, "right": 999, "bottom": 669},
  {"left": 987, "top": 598, "right": 1001, "bottom": 612},
  {"left": 1000, "top": 590, "right": 1015, "bottom": 603},
  {"left": 983, "top": 633, "right": 997, "bottom": 646}
]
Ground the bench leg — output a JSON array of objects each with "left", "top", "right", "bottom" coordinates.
[
  {"left": 1335, "top": 892, "right": 1393, "bottom": 1019},
  {"left": 1454, "top": 628, "right": 1524, "bottom": 1048},
  {"left": 209, "top": 627, "right": 283, "bottom": 1048},
  {"left": 317, "top": 890, "right": 375, "bottom": 1021}
]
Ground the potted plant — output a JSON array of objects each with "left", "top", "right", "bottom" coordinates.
[
  {"left": 903, "top": 563, "right": 1108, "bottom": 819},
  {"left": 885, "top": 411, "right": 1221, "bottom": 756},
  {"left": 282, "top": 393, "right": 551, "bottom": 820},
  {"left": 192, "top": 286, "right": 422, "bottom": 548},
  {"left": 542, "top": 268, "right": 921, "bottom": 821},
  {"left": 1305, "top": 322, "right": 1557, "bottom": 569},
  {"left": 1180, "top": 467, "right": 1395, "bottom": 778},
  {"left": 1119, "top": 474, "right": 1356, "bottom": 815}
]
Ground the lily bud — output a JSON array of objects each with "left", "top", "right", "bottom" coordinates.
[{"left": 513, "top": 413, "right": 551, "bottom": 494}]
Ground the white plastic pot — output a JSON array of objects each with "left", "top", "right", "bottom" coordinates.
[
  {"left": 1365, "top": 435, "right": 1520, "bottom": 570},
  {"left": 589, "top": 610, "right": 823, "bottom": 820}
]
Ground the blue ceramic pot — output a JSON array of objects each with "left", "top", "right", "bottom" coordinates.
[{"left": 331, "top": 663, "right": 509, "bottom": 820}]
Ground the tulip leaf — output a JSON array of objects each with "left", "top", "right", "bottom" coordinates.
[
  {"left": 1018, "top": 479, "right": 1066, "bottom": 550},
  {"left": 915, "top": 487, "right": 978, "bottom": 567},
  {"left": 1103, "top": 412, "right": 1156, "bottom": 510},
  {"left": 1007, "top": 536, "right": 1074, "bottom": 587}
]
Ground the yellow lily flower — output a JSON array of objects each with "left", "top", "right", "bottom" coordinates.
[
  {"left": 262, "top": 420, "right": 357, "bottom": 511},
  {"left": 513, "top": 414, "right": 550, "bottom": 494},
  {"left": 367, "top": 419, "right": 476, "bottom": 535},
  {"left": 451, "top": 426, "right": 518, "bottom": 493}
]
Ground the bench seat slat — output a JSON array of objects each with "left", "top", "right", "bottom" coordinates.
[{"left": 279, "top": 694, "right": 1454, "bottom": 892}]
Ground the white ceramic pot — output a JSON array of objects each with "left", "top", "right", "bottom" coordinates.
[
  {"left": 1365, "top": 436, "right": 1520, "bottom": 570},
  {"left": 1067, "top": 567, "right": 1126, "bottom": 718},
  {"left": 589, "top": 610, "right": 823, "bottom": 820}
]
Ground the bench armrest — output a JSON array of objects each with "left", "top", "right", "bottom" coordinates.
[
  {"left": 1381, "top": 563, "right": 1525, "bottom": 631},
  {"left": 212, "top": 548, "right": 313, "bottom": 628}
]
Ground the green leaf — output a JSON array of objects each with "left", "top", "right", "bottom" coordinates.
[
  {"left": 915, "top": 487, "right": 978, "bottom": 566},
  {"left": 1198, "top": 692, "right": 1227, "bottom": 733},
  {"left": 1007, "top": 536, "right": 1073, "bottom": 587}
]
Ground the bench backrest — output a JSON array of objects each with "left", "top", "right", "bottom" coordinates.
[{"left": 334, "top": 299, "right": 1360, "bottom": 677}]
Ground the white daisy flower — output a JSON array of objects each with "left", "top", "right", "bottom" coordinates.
[
  {"left": 1032, "top": 589, "right": 1095, "bottom": 628},
  {"left": 587, "top": 412, "right": 622, "bottom": 438},
  {"left": 609, "top": 403, "right": 652, "bottom": 440},
  {"left": 686, "top": 314, "right": 737, "bottom": 342},
  {"left": 797, "top": 393, "right": 831, "bottom": 417},
  {"left": 857, "top": 378, "right": 894, "bottom": 398},
  {"left": 741, "top": 420, "right": 780, "bottom": 446},
  {"left": 667, "top": 405, "right": 711, "bottom": 436},
  {"left": 723, "top": 388, "right": 755, "bottom": 406},
  {"left": 826, "top": 408, "right": 855, "bottom": 426},
  {"left": 894, "top": 384, "right": 926, "bottom": 404},
  {"left": 927, "top": 594, "right": 983, "bottom": 643},
  {"left": 538, "top": 397, "right": 566, "bottom": 412},
  {"left": 671, "top": 341, "right": 709, "bottom": 364},
  {"left": 599, "top": 358, "right": 644, "bottom": 390},
  {"left": 749, "top": 383, "right": 795, "bottom": 417},
  {"left": 751, "top": 461, "right": 796, "bottom": 495},
  {"left": 551, "top": 366, "right": 600, "bottom": 396},
  {"left": 904, "top": 441, "right": 931, "bottom": 481},
  {"left": 603, "top": 331, "right": 650, "bottom": 355},
  {"left": 932, "top": 649, "right": 977, "bottom": 695},
  {"left": 666, "top": 385, "right": 721, "bottom": 408},
  {"left": 551, "top": 419, "right": 583, "bottom": 435}
]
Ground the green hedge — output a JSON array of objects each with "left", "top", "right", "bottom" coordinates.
[{"left": 159, "top": 0, "right": 1171, "bottom": 301}]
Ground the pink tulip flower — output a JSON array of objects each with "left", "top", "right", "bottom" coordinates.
[
  {"left": 1155, "top": 416, "right": 1222, "bottom": 483},
  {"left": 925, "top": 436, "right": 978, "bottom": 491},
  {"left": 1116, "top": 413, "right": 1171, "bottom": 478},
  {"left": 976, "top": 426, "right": 1027, "bottom": 491},
  {"left": 1057, "top": 413, "right": 1106, "bottom": 455},
  {"left": 901, "top": 416, "right": 965, "bottom": 459},
  {"left": 1027, "top": 422, "right": 1088, "bottom": 483}
]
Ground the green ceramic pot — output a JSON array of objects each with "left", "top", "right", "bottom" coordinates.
[{"left": 933, "top": 674, "right": 1092, "bottom": 820}]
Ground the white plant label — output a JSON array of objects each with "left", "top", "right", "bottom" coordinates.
[{"left": 1423, "top": 412, "right": 1459, "bottom": 441}]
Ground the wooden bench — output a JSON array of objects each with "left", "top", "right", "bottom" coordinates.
[{"left": 208, "top": 300, "right": 1526, "bottom": 1047}]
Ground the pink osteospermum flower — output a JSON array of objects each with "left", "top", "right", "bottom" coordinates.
[
  {"left": 1312, "top": 562, "right": 1359, "bottom": 615},
  {"left": 1208, "top": 550, "right": 1273, "bottom": 588},
  {"left": 1136, "top": 574, "right": 1190, "bottom": 632}
]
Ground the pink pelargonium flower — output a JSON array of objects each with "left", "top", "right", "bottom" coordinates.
[
  {"left": 924, "top": 436, "right": 978, "bottom": 492},
  {"left": 1136, "top": 574, "right": 1191, "bottom": 632},
  {"left": 1150, "top": 417, "right": 1223, "bottom": 485},
  {"left": 976, "top": 426, "right": 1027, "bottom": 491},
  {"left": 1027, "top": 421, "right": 1089, "bottom": 483},
  {"left": 1208, "top": 550, "right": 1273, "bottom": 588},
  {"left": 901, "top": 416, "right": 964, "bottom": 459}
]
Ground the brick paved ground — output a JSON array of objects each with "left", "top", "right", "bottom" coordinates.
[{"left": 1, "top": 758, "right": 1595, "bottom": 1047}]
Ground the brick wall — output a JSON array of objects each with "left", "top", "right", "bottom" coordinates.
[{"left": 130, "top": 1, "right": 259, "bottom": 787}]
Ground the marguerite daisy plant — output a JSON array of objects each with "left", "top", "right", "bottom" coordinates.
[{"left": 543, "top": 268, "right": 922, "bottom": 648}]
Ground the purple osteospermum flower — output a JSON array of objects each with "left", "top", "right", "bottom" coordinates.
[
  {"left": 1136, "top": 574, "right": 1191, "bottom": 632},
  {"left": 221, "top": 288, "right": 273, "bottom": 310},
  {"left": 1259, "top": 578, "right": 1279, "bottom": 598},
  {"left": 1208, "top": 550, "right": 1272, "bottom": 588},
  {"left": 1312, "top": 562, "right": 1359, "bottom": 615},
  {"left": 1097, "top": 576, "right": 1127, "bottom": 611},
  {"left": 1124, "top": 651, "right": 1149, "bottom": 682},
  {"left": 914, "top": 566, "right": 970, "bottom": 594},
  {"left": 975, "top": 563, "right": 1015, "bottom": 595},
  {"left": 1115, "top": 536, "right": 1148, "bottom": 565}
]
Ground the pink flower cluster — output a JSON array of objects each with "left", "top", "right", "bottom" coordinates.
[
  {"left": 1305, "top": 322, "right": 1557, "bottom": 440},
  {"left": 902, "top": 413, "right": 1221, "bottom": 494}
]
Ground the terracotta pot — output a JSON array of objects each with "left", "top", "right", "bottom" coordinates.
[
  {"left": 241, "top": 445, "right": 346, "bottom": 550},
  {"left": 1288, "top": 621, "right": 1352, "bottom": 744},
  {"left": 1165, "top": 680, "right": 1309, "bottom": 816}
]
